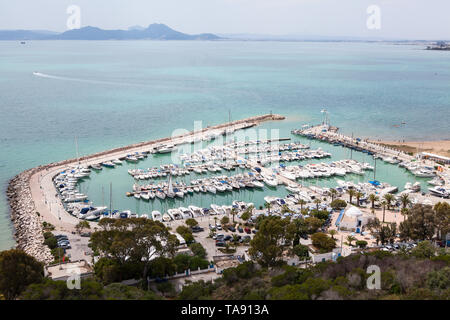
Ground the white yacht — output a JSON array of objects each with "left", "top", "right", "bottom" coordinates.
[
  {"left": 179, "top": 207, "right": 192, "bottom": 219},
  {"left": 188, "top": 205, "right": 203, "bottom": 218},
  {"left": 210, "top": 204, "right": 225, "bottom": 215},
  {"left": 429, "top": 187, "right": 449, "bottom": 198},
  {"left": 151, "top": 210, "right": 163, "bottom": 222}
]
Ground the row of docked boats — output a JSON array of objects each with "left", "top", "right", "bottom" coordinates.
[
  {"left": 127, "top": 160, "right": 252, "bottom": 180},
  {"left": 96, "top": 200, "right": 256, "bottom": 223},
  {"left": 129, "top": 171, "right": 277, "bottom": 200},
  {"left": 53, "top": 166, "right": 91, "bottom": 203},
  {"left": 179, "top": 141, "right": 324, "bottom": 164},
  {"left": 276, "top": 159, "right": 373, "bottom": 180},
  {"left": 87, "top": 151, "right": 150, "bottom": 171}
]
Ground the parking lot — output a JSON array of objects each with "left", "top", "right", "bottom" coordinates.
[
  {"left": 166, "top": 215, "right": 256, "bottom": 259},
  {"left": 53, "top": 231, "right": 92, "bottom": 262}
]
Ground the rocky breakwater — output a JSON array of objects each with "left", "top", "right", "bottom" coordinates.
[{"left": 7, "top": 167, "right": 53, "bottom": 265}]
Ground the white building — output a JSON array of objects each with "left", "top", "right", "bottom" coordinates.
[{"left": 337, "top": 206, "right": 372, "bottom": 233}]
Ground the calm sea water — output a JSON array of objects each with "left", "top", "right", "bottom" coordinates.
[{"left": 1, "top": 40, "right": 449, "bottom": 250}]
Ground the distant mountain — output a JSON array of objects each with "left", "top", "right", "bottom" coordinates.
[
  {"left": 0, "top": 23, "right": 222, "bottom": 40},
  {"left": 0, "top": 30, "right": 58, "bottom": 40},
  {"left": 0, "top": 24, "right": 220, "bottom": 41}
]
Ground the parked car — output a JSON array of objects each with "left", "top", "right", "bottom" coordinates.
[
  {"left": 80, "top": 232, "right": 91, "bottom": 237},
  {"left": 228, "top": 226, "right": 236, "bottom": 232},
  {"left": 60, "top": 244, "right": 71, "bottom": 250},
  {"left": 216, "top": 223, "right": 222, "bottom": 230},
  {"left": 244, "top": 228, "right": 251, "bottom": 234},
  {"left": 191, "top": 226, "right": 204, "bottom": 233},
  {"left": 215, "top": 241, "right": 226, "bottom": 247},
  {"left": 216, "top": 234, "right": 225, "bottom": 240},
  {"left": 238, "top": 227, "right": 243, "bottom": 233},
  {"left": 224, "top": 235, "right": 232, "bottom": 241},
  {"left": 243, "top": 235, "right": 251, "bottom": 242},
  {"left": 252, "top": 230, "right": 257, "bottom": 234}
]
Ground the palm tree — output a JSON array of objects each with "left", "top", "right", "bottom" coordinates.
[
  {"left": 383, "top": 193, "right": 394, "bottom": 211},
  {"left": 346, "top": 235, "right": 356, "bottom": 246},
  {"left": 355, "top": 192, "right": 364, "bottom": 207},
  {"left": 297, "top": 199, "right": 306, "bottom": 211},
  {"left": 313, "top": 198, "right": 321, "bottom": 211},
  {"left": 368, "top": 193, "right": 379, "bottom": 209},
  {"left": 329, "top": 188, "right": 338, "bottom": 202},
  {"left": 347, "top": 189, "right": 356, "bottom": 204},
  {"left": 230, "top": 208, "right": 238, "bottom": 223},
  {"left": 328, "top": 229, "right": 337, "bottom": 240},
  {"left": 400, "top": 193, "right": 411, "bottom": 209},
  {"left": 381, "top": 200, "right": 387, "bottom": 222},
  {"left": 400, "top": 207, "right": 409, "bottom": 222},
  {"left": 264, "top": 202, "right": 272, "bottom": 215}
]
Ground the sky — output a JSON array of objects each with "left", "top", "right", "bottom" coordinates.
[{"left": 0, "top": 0, "right": 449, "bottom": 39}]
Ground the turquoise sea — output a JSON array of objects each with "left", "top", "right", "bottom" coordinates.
[{"left": 1, "top": 41, "right": 449, "bottom": 250}]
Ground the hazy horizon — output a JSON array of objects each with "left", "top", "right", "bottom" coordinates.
[{"left": 0, "top": 1, "right": 449, "bottom": 40}]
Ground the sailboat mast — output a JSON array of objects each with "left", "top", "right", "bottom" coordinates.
[
  {"left": 110, "top": 182, "right": 113, "bottom": 213},
  {"left": 75, "top": 136, "right": 80, "bottom": 164},
  {"left": 350, "top": 132, "right": 353, "bottom": 160}
]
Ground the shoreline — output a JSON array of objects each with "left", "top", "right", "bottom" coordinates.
[
  {"left": 6, "top": 114, "right": 285, "bottom": 263},
  {"left": 367, "top": 139, "right": 450, "bottom": 157}
]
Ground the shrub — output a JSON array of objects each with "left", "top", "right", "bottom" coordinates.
[
  {"left": 189, "top": 243, "right": 207, "bottom": 259},
  {"left": 330, "top": 199, "right": 347, "bottom": 210}
]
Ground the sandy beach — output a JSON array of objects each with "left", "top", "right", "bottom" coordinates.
[{"left": 368, "top": 140, "right": 450, "bottom": 157}]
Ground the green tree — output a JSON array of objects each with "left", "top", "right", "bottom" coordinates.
[
  {"left": 355, "top": 192, "right": 363, "bottom": 207},
  {"left": 411, "top": 240, "right": 436, "bottom": 259},
  {"left": 328, "top": 229, "right": 337, "bottom": 240},
  {"left": 368, "top": 194, "right": 379, "bottom": 210},
  {"left": 305, "top": 217, "right": 323, "bottom": 234},
  {"left": 293, "top": 244, "right": 309, "bottom": 260},
  {"left": 249, "top": 216, "right": 291, "bottom": 267},
  {"left": 381, "top": 200, "right": 387, "bottom": 222},
  {"left": 0, "top": 249, "right": 43, "bottom": 300},
  {"left": 311, "top": 232, "right": 336, "bottom": 253},
  {"left": 185, "top": 218, "right": 198, "bottom": 228},
  {"left": 355, "top": 240, "right": 368, "bottom": 248},
  {"left": 399, "top": 204, "right": 436, "bottom": 241},
  {"left": 330, "top": 199, "right": 347, "bottom": 211},
  {"left": 313, "top": 198, "right": 321, "bottom": 211},
  {"left": 240, "top": 209, "right": 251, "bottom": 222},
  {"left": 230, "top": 208, "right": 238, "bottom": 223},
  {"left": 434, "top": 202, "right": 450, "bottom": 241},
  {"left": 90, "top": 218, "right": 178, "bottom": 289},
  {"left": 346, "top": 235, "right": 356, "bottom": 246},
  {"left": 347, "top": 189, "right": 356, "bottom": 204},
  {"left": 383, "top": 193, "right": 395, "bottom": 211},
  {"left": 189, "top": 243, "right": 207, "bottom": 259},
  {"left": 400, "top": 194, "right": 411, "bottom": 210},
  {"left": 366, "top": 218, "right": 397, "bottom": 245},
  {"left": 297, "top": 199, "right": 306, "bottom": 211},
  {"left": 329, "top": 188, "right": 338, "bottom": 202},
  {"left": 75, "top": 220, "right": 90, "bottom": 234},
  {"left": 176, "top": 226, "right": 194, "bottom": 244},
  {"left": 221, "top": 216, "right": 230, "bottom": 225}
]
